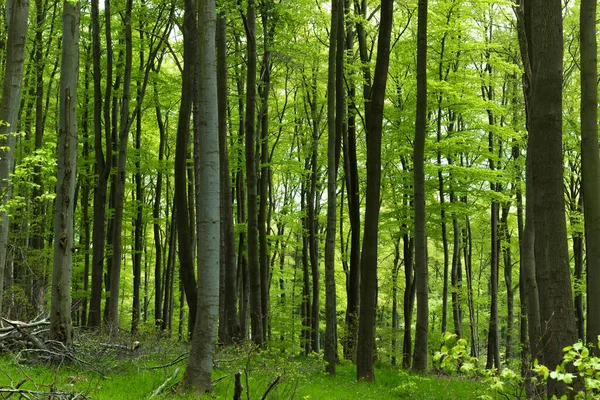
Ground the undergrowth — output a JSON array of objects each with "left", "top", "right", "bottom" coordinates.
[{"left": 0, "top": 330, "right": 487, "bottom": 399}]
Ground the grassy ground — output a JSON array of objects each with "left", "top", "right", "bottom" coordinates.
[{"left": 0, "top": 336, "right": 488, "bottom": 399}]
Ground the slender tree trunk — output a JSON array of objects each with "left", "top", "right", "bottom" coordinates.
[
  {"left": 343, "top": 1, "right": 360, "bottom": 360},
  {"left": 131, "top": 27, "right": 145, "bottom": 335},
  {"left": 356, "top": 0, "right": 393, "bottom": 381},
  {"left": 258, "top": 0, "right": 272, "bottom": 342},
  {"left": 412, "top": 0, "right": 429, "bottom": 372},
  {"left": 325, "top": 0, "right": 342, "bottom": 374},
  {"left": 501, "top": 202, "right": 514, "bottom": 360},
  {"left": 175, "top": 0, "right": 199, "bottom": 333},
  {"left": 217, "top": 8, "right": 240, "bottom": 345},
  {"left": 50, "top": 0, "right": 79, "bottom": 346},
  {"left": 153, "top": 83, "right": 165, "bottom": 328},
  {"left": 88, "top": 0, "right": 111, "bottom": 328},
  {"left": 0, "top": 0, "right": 29, "bottom": 318},
  {"left": 391, "top": 238, "right": 401, "bottom": 366},
  {"left": 450, "top": 191, "right": 462, "bottom": 338},
  {"left": 402, "top": 227, "right": 415, "bottom": 368},
  {"left": 106, "top": 0, "right": 133, "bottom": 331},
  {"left": 581, "top": 0, "right": 600, "bottom": 350},
  {"left": 244, "top": 0, "right": 264, "bottom": 348}
]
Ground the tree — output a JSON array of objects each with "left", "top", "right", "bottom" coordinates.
[
  {"left": 325, "top": 0, "right": 343, "bottom": 374},
  {"left": 88, "top": 0, "right": 111, "bottom": 328},
  {"left": 244, "top": 0, "right": 265, "bottom": 348},
  {"left": 412, "top": 0, "right": 429, "bottom": 372},
  {"left": 525, "top": 0, "right": 579, "bottom": 395},
  {"left": 183, "top": 0, "right": 220, "bottom": 391},
  {"left": 356, "top": 0, "right": 393, "bottom": 381},
  {"left": 174, "top": 0, "right": 199, "bottom": 334},
  {"left": 50, "top": 0, "right": 79, "bottom": 346},
  {"left": 580, "top": 0, "right": 600, "bottom": 350},
  {"left": 217, "top": 6, "right": 240, "bottom": 345},
  {"left": 0, "top": 0, "right": 29, "bottom": 317}
]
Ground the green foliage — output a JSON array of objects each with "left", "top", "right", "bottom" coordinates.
[{"left": 434, "top": 332, "right": 479, "bottom": 376}]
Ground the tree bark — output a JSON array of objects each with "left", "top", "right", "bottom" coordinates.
[
  {"left": 412, "top": 0, "right": 429, "bottom": 373},
  {"left": 580, "top": 0, "right": 600, "bottom": 351},
  {"left": 183, "top": 0, "right": 220, "bottom": 390},
  {"left": 174, "top": 0, "right": 199, "bottom": 334},
  {"left": 88, "top": 0, "right": 111, "bottom": 328},
  {"left": 325, "top": 0, "right": 342, "bottom": 374},
  {"left": 50, "top": 0, "right": 79, "bottom": 346},
  {"left": 217, "top": 8, "right": 240, "bottom": 344},
  {"left": 356, "top": 0, "right": 393, "bottom": 381},
  {"left": 526, "top": 1, "right": 579, "bottom": 395},
  {"left": 0, "top": 0, "right": 29, "bottom": 318},
  {"left": 244, "top": 0, "right": 264, "bottom": 348}
]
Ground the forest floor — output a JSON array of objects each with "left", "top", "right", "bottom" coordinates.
[{"left": 0, "top": 329, "right": 488, "bottom": 399}]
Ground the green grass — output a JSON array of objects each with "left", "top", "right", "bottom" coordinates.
[{"left": 0, "top": 339, "right": 488, "bottom": 399}]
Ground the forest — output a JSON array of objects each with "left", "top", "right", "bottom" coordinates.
[{"left": 0, "top": 0, "right": 598, "bottom": 398}]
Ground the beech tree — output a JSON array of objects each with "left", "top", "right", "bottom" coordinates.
[
  {"left": 356, "top": 0, "right": 393, "bottom": 381},
  {"left": 50, "top": 0, "right": 79, "bottom": 347},
  {"left": 412, "top": 0, "right": 429, "bottom": 372},
  {"left": 183, "top": 0, "right": 220, "bottom": 391},
  {"left": 580, "top": 0, "right": 600, "bottom": 350},
  {"left": 525, "top": 0, "right": 578, "bottom": 396},
  {"left": 0, "top": 0, "right": 29, "bottom": 317}
]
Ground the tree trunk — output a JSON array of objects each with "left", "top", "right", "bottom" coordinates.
[
  {"left": 244, "top": 0, "right": 264, "bottom": 348},
  {"left": 342, "top": 0, "right": 360, "bottom": 361},
  {"left": 580, "top": 0, "right": 600, "bottom": 351},
  {"left": 153, "top": 82, "right": 165, "bottom": 328},
  {"left": 88, "top": 0, "right": 111, "bottom": 328},
  {"left": 175, "top": 0, "right": 199, "bottom": 334},
  {"left": 526, "top": 1, "right": 579, "bottom": 395},
  {"left": 50, "top": 0, "right": 79, "bottom": 346},
  {"left": 412, "top": 0, "right": 429, "bottom": 372},
  {"left": 131, "top": 27, "right": 145, "bottom": 335},
  {"left": 356, "top": 0, "right": 393, "bottom": 381},
  {"left": 325, "top": 0, "right": 342, "bottom": 374},
  {"left": 106, "top": 0, "right": 133, "bottom": 331},
  {"left": 183, "top": 0, "right": 220, "bottom": 389},
  {"left": 216, "top": 9, "right": 240, "bottom": 345},
  {"left": 0, "top": 0, "right": 29, "bottom": 318}
]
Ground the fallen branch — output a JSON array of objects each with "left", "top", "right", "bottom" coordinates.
[
  {"left": 150, "top": 367, "right": 180, "bottom": 398},
  {"left": 0, "top": 388, "right": 87, "bottom": 399}
]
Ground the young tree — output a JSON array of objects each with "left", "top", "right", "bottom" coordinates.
[
  {"left": 175, "top": 0, "right": 199, "bottom": 333},
  {"left": 412, "top": 0, "right": 429, "bottom": 372},
  {"left": 0, "top": 0, "right": 29, "bottom": 317},
  {"left": 183, "top": 0, "right": 220, "bottom": 391},
  {"left": 244, "top": 0, "right": 265, "bottom": 348},
  {"left": 356, "top": 0, "right": 393, "bottom": 381},
  {"left": 88, "top": 0, "right": 112, "bottom": 328},
  {"left": 50, "top": 0, "right": 79, "bottom": 346}
]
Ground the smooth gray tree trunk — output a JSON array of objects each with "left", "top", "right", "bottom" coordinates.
[
  {"left": 183, "top": 0, "right": 220, "bottom": 391},
  {"left": 0, "top": 0, "right": 29, "bottom": 318}
]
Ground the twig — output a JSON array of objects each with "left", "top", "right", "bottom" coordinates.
[
  {"left": 144, "top": 352, "right": 189, "bottom": 370},
  {"left": 260, "top": 375, "right": 281, "bottom": 400}
]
